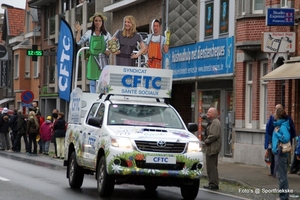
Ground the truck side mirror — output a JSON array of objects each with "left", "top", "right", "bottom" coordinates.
[
  {"left": 88, "top": 117, "right": 102, "bottom": 127},
  {"left": 187, "top": 123, "right": 198, "bottom": 132}
]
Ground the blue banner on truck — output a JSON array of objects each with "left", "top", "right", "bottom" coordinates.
[{"left": 56, "top": 18, "right": 74, "bottom": 102}]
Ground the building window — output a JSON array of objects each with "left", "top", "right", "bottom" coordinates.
[
  {"left": 87, "top": 0, "right": 95, "bottom": 24},
  {"left": 14, "top": 54, "right": 19, "bottom": 78},
  {"left": 245, "top": 63, "right": 253, "bottom": 128},
  {"left": 49, "top": 53, "right": 56, "bottom": 84},
  {"left": 281, "top": 0, "right": 288, "bottom": 7},
  {"left": 25, "top": 56, "right": 30, "bottom": 78},
  {"left": 204, "top": 1, "right": 214, "bottom": 38},
  {"left": 34, "top": 59, "right": 39, "bottom": 78},
  {"left": 242, "top": 0, "right": 246, "bottom": 15},
  {"left": 219, "top": 0, "right": 229, "bottom": 35},
  {"left": 61, "top": 0, "right": 70, "bottom": 13},
  {"left": 260, "top": 62, "right": 268, "bottom": 129},
  {"left": 253, "top": 0, "right": 263, "bottom": 14}
]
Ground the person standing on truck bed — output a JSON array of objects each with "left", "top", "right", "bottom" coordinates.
[
  {"left": 144, "top": 19, "right": 169, "bottom": 69},
  {"left": 203, "top": 107, "right": 221, "bottom": 190},
  {"left": 75, "top": 12, "right": 111, "bottom": 93},
  {"left": 111, "top": 15, "right": 146, "bottom": 67}
]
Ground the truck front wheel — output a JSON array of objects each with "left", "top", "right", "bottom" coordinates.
[
  {"left": 180, "top": 179, "right": 199, "bottom": 200},
  {"left": 97, "top": 157, "right": 115, "bottom": 197},
  {"left": 68, "top": 151, "right": 84, "bottom": 188}
]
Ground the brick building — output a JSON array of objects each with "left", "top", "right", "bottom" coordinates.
[{"left": 234, "top": 0, "right": 300, "bottom": 166}]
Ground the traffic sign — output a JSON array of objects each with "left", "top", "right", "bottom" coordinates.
[
  {"left": 266, "top": 8, "right": 294, "bottom": 26},
  {"left": 21, "top": 90, "right": 34, "bottom": 104}
]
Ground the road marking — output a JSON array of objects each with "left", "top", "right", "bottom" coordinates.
[{"left": 0, "top": 176, "right": 10, "bottom": 181}]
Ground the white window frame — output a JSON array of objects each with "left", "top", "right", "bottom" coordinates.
[
  {"left": 14, "top": 54, "right": 19, "bottom": 78},
  {"left": 281, "top": 0, "right": 288, "bottom": 8},
  {"left": 252, "top": 0, "right": 264, "bottom": 14},
  {"left": 33, "top": 59, "right": 39, "bottom": 78},
  {"left": 260, "top": 61, "right": 268, "bottom": 129},
  {"left": 245, "top": 63, "right": 253, "bottom": 128},
  {"left": 25, "top": 56, "right": 30, "bottom": 78},
  {"left": 242, "top": 0, "right": 246, "bottom": 15}
]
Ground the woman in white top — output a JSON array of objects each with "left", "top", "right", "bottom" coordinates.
[{"left": 75, "top": 12, "right": 111, "bottom": 93}]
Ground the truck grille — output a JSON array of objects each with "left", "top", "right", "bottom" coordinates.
[
  {"left": 135, "top": 161, "right": 185, "bottom": 170},
  {"left": 134, "top": 140, "right": 186, "bottom": 153}
]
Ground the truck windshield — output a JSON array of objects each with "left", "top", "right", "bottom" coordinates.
[{"left": 107, "top": 104, "right": 184, "bottom": 129}]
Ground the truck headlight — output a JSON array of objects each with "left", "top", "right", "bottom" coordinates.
[
  {"left": 111, "top": 137, "right": 133, "bottom": 149},
  {"left": 187, "top": 141, "right": 201, "bottom": 153}
]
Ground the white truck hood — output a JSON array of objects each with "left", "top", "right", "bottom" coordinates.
[{"left": 108, "top": 126, "right": 199, "bottom": 142}]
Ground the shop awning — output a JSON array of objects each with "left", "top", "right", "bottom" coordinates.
[
  {"left": 261, "top": 62, "right": 300, "bottom": 80},
  {"left": 0, "top": 98, "right": 14, "bottom": 105}
]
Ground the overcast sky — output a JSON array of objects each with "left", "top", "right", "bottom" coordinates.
[{"left": 0, "top": 0, "right": 26, "bottom": 13}]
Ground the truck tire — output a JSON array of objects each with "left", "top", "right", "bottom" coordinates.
[
  {"left": 180, "top": 179, "right": 199, "bottom": 200},
  {"left": 68, "top": 151, "right": 84, "bottom": 188},
  {"left": 97, "top": 157, "right": 115, "bottom": 197},
  {"left": 144, "top": 184, "right": 157, "bottom": 192}
]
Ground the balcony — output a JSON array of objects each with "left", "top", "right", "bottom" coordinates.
[
  {"left": 24, "top": 26, "right": 41, "bottom": 40},
  {"left": 104, "top": 0, "right": 146, "bottom": 12}
]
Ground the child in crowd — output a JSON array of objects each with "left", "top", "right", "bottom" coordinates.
[{"left": 40, "top": 116, "right": 53, "bottom": 155}]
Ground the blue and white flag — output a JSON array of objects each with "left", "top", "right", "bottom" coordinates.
[{"left": 56, "top": 18, "right": 74, "bottom": 102}]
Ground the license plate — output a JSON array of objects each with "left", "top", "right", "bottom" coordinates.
[{"left": 146, "top": 156, "right": 176, "bottom": 164}]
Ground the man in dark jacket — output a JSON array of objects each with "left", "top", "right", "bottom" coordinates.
[
  {"left": 203, "top": 107, "right": 221, "bottom": 190},
  {"left": 0, "top": 107, "right": 11, "bottom": 151},
  {"left": 9, "top": 109, "right": 19, "bottom": 151},
  {"left": 13, "top": 110, "right": 28, "bottom": 152}
]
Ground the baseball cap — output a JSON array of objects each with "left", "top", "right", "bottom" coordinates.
[
  {"left": 3, "top": 107, "right": 8, "bottom": 113},
  {"left": 46, "top": 116, "right": 52, "bottom": 121}
]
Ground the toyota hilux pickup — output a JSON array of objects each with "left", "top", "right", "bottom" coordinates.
[{"left": 64, "top": 65, "right": 203, "bottom": 200}]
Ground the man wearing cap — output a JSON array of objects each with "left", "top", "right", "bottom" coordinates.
[
  {"left": 144, "top": 19, "right": 169, "bottom": 68},
  {"left": 0, "top": 107, "right": 11, "bottom": 151}
]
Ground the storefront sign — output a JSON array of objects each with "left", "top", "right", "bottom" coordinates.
[
  {"left": 261, "top": 32, "right": 295, "bottom": 53},
  {"left": 266, "top": 8, "right": 294, "bottom": 26},
  {"left": 163, "top": 36, "right": 234, "bottom": 80}
]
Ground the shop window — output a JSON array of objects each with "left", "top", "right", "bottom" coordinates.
[
  {"left": 219, "top": 0, "right": 229, "bottom": 35},
  {"left": 245, "top": 63, "right": 253, "bottom": 128},
  {"left": 204, "top": 1, "right": 214, "bottom": 38},
  {"left": 260, "top": 62, "right": 268, "bottom": 129}
]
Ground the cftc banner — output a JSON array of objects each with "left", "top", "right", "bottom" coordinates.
[{"left": 56, "top": 18, "right": 74, "bottom": 102}]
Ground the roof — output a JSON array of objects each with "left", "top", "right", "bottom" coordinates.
[{"left": 2, "top": 8, "right": 25, "bottom": 40}]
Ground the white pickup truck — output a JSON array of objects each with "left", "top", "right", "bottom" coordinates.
[{"left": 64, "top": 66, "right": 203, "bottom": 200}]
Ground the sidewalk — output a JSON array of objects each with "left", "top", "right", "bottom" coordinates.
[{"left": 203, "top": 161, "right": 300, "bottom": 195}]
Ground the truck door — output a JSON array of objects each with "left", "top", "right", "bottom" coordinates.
[{"left": 84, "top": 103, "right": 105, "bottom": 168}]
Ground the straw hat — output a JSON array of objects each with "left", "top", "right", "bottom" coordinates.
[{"left": 89, "top": 12, "right": 107, "bottom": 22}]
